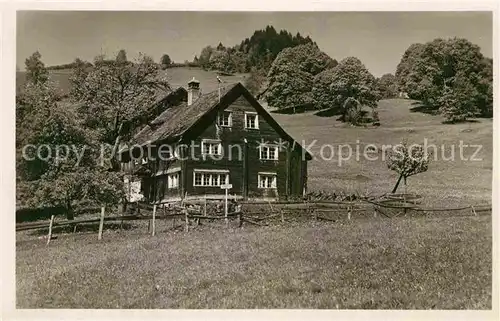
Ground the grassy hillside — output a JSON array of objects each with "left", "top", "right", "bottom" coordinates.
[
  {"left": 271, "top": 99, "right": 493, "bottom": 207},
  {"left": 16, "top": 67, "right": 248, "bottom": 96}
]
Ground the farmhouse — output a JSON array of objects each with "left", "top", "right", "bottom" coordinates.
[{"left": 120, "top": 78, "right": 312, "bottom": 203}]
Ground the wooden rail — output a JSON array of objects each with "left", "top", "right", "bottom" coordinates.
[{"left": 16, "top": 197, "right": 492, "bottom": 246}]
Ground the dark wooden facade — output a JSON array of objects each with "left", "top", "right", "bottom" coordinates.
[{"left": 121, "top": 83, "right": 311, "bottom": 203}]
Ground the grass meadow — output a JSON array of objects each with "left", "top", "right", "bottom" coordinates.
[
  {"left": 16, "top": 215, "right": 491, "bottom": 309},
  {"left": 272, "top": 99, "right": 493, "bottom": 208}
]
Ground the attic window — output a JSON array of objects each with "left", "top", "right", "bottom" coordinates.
[
  {"left": 245, "top": 112, "right": 259, "bottom": 129},
  {"left": 217, "top": 111, "right": 232, "bottom": 127},
  {"left": 201, "top": 139, "right": 222, "bottom": 156},
  {"left": 259, "top": 144, "right": 279, "bottom": 160}
]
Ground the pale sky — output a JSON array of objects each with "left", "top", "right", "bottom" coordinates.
[{"left": 16, "top": 11, "right": 493, "bottom": 77}]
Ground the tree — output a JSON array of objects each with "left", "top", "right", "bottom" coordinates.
[
  {"left": 68, "top": 58, "right": 90, "bottom": 101},
  {"left": 198, "top": 46, "right": 214, "bottom": 69},
  {"left": 230, "top": 51, "right": 248, "bottom": 73},
  {"left": 25, "top": 51, "right": 49, "bottom": 85},
  {"left": 438, "top": 74, "right": 479, "bottom": 123},
  {"left": 312, "top": 68, "right": 337, "bottom": 110},
  {"left": 395, "top": 43, "right": 425, "bottom": 95},
  {"left": 116, "top": 49, "right": 128, "bottom": 64},
  {"left": 376, "top": 73, "right": 398, "bottom": 99},
  {"left": 314, "top": 57, "right": 379, "bottom": 122},
  {"left": 475, "top": 57, "right": 493, "bottom": 117},
  {"left": 16, "top": 80, "right": 123, "bottom": 219},
  {"left": 386, "top": 140, "right": 430, "bottom": 194},
  {"left": 265, "top": 43, "right": 336, "bottom": 110},
  {"left": 70, "top": 53, "right": 170, "bottom": 170},
  {"left": 160, "top": 54, "right": 172, "bottom": 69},
  {"left": 395, "top": 38, "right": 493, "bottom": 121},
  {"left": 265, "top": 63, "right": 314, "bottom": 109},
  {"left": 208, "top": 49, "right": 235, "bottom": 73}
]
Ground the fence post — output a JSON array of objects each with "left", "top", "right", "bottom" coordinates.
[
  {"left": 280, "top": 209, "right": 285, "bottom": 223},
  {"left": 184, "top": 209, "right": 189, "bottom": 233},
  {"left": 98, "top": 206, "right": 105, "bottom": 240},
  {"left": 204, "top": 194, "right": 207, "bottom": 216},
  {"left": 152, "top": 204, "right": 157, "bottom": 236},
  {"left": 46, "top": 215, "right": 55, "bottom": 246},
  {"left": 471, "top": 205, "right": 477, "bottom": 216}
]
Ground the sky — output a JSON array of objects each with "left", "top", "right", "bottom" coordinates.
[{"left": 16, "top": 11, "right": 493, "bottom": 77}]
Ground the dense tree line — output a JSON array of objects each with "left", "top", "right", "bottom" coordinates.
[
  {"left": 197, "top": 25, "right": 315, "bottom": 75},
  {"left": 396, "top": 37, "right": 493, "bottom": 122}
]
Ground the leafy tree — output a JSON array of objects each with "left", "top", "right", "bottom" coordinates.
[
  {"left": 387, "top": 140, "right": 430, "bottom": 194},
  {"left": 160, "top": 54, "right": 172, "bottom": 68},
  {"left": 395, "top": 38, "right": 493, "bottom": 121},
  {"left": 16, "top": 80, "right": 123, "bottom": 219},
  {"left": 314, "top": 57, "right": 379, "bottom": 122},
  {"left": 70, "top": 53, "right": 170, "bottom": 170},
  {"left": 265, "top": 43, "right": 336, "bottom": 110},
  {"left": 198, "top": 46, "right": 214, "bottom": 70},
  {"left": 475, "top": 57, "right": 493, "bottom": 117},
  {"left": 377, "top": 73, "right": 398, "bottom": 99},
  {"left": 230, "top": 51, "right": 247, "bottom": 73},
  {"left": 116, "top": 49, "right": 128, "bottom": 64},
  {"left": 68, "top": 58, "right": 90, "bottom": 101},
  {"left": 208, "top": 50, "right": 235, "bottom": 73},
  {"left": 25, "top": 51, "right": 49, "bottom": 85},
  {"left": 438, "top": 74, "right": 479, "bottom": 123},
  {"left": 265, "top": 62, "right": 314, "bottom": 109},
  {"left": 395, "top": 43, "right": 425, "bottom": 95},
  {"left": 312, "top": 68, "right": 337, "bottom": 110},
  {"left": 269, "top": 42, "right": 336, "bottom": 76}
]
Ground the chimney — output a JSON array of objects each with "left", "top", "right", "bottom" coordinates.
[{"left": 187, "top": 77, "right": 200, "bottom": 106}]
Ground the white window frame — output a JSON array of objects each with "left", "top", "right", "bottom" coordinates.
[
  {"left": 201, "top": 139, "right": 222, "bottom": 156},
  {"left": 167, "top": 173, "right": 179, "bottom": 189},
  {"left": 258, "top": 172, "right": 277, "bottom": 189},
  {"left": 244, "top": 112, "right": 259, "bottom": 129},
  {"left": 193, "top": 169, "right": 230, "bottom": 187},
  {"left": 259, "top": 144, "right": 279, "bottom": 160},
  {"left": 217, "top": 111, "right": 233, "bottom": 127}
]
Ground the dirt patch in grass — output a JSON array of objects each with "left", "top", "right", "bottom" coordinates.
[{"left": 16, "top": 216, "right": 491, "bottom": 309}]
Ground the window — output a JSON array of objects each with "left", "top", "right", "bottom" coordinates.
[
  {"left": 167, "top": 173, "right": 179, "bottom": 188},
  {"left": 217, "top": 111, "right": 232, "bottom": 127},
  {"left": 258, "top": 173, "right": 277, "bottom": 189},
  {"left": 245, "top": 112, "right": 259, "bottom": 129},
  {"left": 193, "top": 170, "right": 229, "bottom": 187},
  {"left": 201, "top": 139, "right": 222, "bottom": 156},
  {"left": 259, "top": 145, "right": 279, "bottom": 160}
]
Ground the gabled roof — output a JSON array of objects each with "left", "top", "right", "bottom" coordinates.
[{"left": 126, "top": 82, "right": 312, "bottom": 160}]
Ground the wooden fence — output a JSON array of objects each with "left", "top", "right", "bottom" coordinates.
[{"left": 16, "top": 194, "right": 492, "bottom": 245}]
